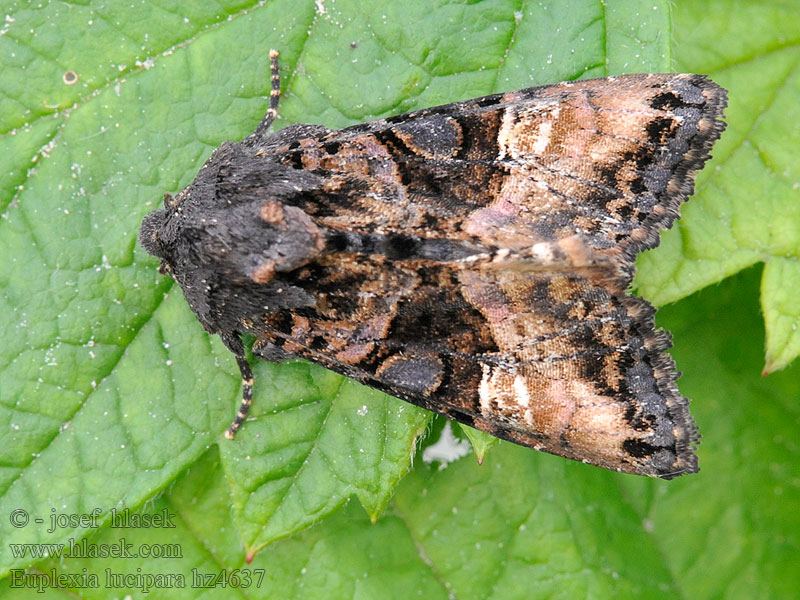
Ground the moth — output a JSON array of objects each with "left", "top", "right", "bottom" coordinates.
[{"left": 140, "top": 51, "right": 727, "bottom": 478}]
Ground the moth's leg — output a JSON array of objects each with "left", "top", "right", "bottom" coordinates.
[
  {"left": 220, "top": 333, "right": 255, "bottom": 440},
  {"left": 252, "top": 49, "right": 282, "bottom": 140}
]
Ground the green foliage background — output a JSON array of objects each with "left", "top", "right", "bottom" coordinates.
[{"left": 1, "top": 0, "right": 798, "bottom": 598}]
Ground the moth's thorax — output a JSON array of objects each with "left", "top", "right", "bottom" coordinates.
[{"left": 140, "top": 146, "right": 329, "bottom": 334}]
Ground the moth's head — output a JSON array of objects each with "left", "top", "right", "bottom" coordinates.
[
  {"left": 140, "top": 140, "right": 238, "bottom": 271},
  {"left": 139, "top": 186, "right": 228, "bottom": 333},
  {"left": 139, "top": 192, "right": 181, "bottom": 276}
]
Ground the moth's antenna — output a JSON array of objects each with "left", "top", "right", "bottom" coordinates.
[{"left": 253, "top": 49, "right": 281, "bottom": 138}]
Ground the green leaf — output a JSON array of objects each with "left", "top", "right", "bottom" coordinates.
[
  {"left": 456, "top": 423, "right": 499, "bottom": 464},
  {"left": 244, "top": 502, "right": 452, "bottom": 599},
  {"left": 635, "top": 0, "right": 800, "bottom": 369},
  {"left": 2, "top": 0, "right": 798, "bottom": 598},
  {"left": 180, "top": 453, "right": 452, "bottom": 599},
  {"left": 632, "top": 267, "right": 799, "bottom": 599},
  {"left": 221, "top": 372, "right": 429, "bottom": 556},
  {"left": 394, "top": 445, "right": 683, "bottom": 599},
  {"left": 3, "top": 494, "right": 252, "bottom": 599},
  {"left": 0, "top": 0, "right": 672, "bottom": 576},
  {"left": 762, "top": 257, "right": 800, "bottom": 372}
]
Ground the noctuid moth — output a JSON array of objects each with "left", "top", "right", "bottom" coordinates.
[{"left": 140, "top": 50, "right": 727, "bottom": 478}]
